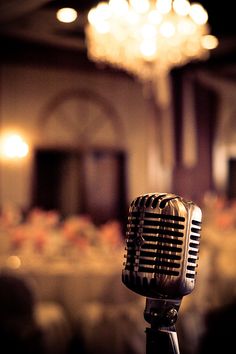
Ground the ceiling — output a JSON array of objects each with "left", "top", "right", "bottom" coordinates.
[
  {"left": 0, "top": 1, "right": 236, "bottom": 75},
  {"left": 0, "top": 1, "right": 97, "bottom": 52}
]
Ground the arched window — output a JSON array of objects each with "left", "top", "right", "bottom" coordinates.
[{"left": 32, "top": 89, "right": 127, "bottom": 224}]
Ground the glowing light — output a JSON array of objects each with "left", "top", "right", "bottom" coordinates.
[
  {"left": 160, "top": 21, "right": 176, "bottom": 38},
  {"left": 189, "top": 3, "right": 208, "bottom": 25},
  {"left": 156, "top": 0, "right": 172, "bottom": 14},
  {"left": 6, "top": 255, "right": 21, "bottom": 269},
  {"left": 130, "top": 0, "right": 150, "bottom": 14},
  {"left": 86, "top": 0, "right": 218, "bottom": 82},
  {"left": 141, "top": 24, "right": 157, "bottom": 39},
  {"left": 140, "top": 40, "right": 157, "bottom": 59},
  {"left": 56, "top": 7, "right": 78, "bottom": 23},
  {"left": 0, "top": 134, "right": 29, "bottom": 159},
  {"left": 109, "top": 0, "right": 129, "bottom": 16},
  {"left": 173, "top": 0, "right": 190, "bottom": 16},
  {"left": 201, "top": 34, "right": 219, "bottom": 50},
  {"left": 148, "top": 10, "right": 162, "bottom": 25}
]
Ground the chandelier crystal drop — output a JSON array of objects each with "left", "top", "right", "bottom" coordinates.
[{"left": 86, "top": 0, "right": 218, "bottom": 81}]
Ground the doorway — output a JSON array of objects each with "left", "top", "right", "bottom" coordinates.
[
  {"left": 31, "top": 148, "right": 127, "bottom": 224},
  {"left": 227, "top": 158, "right": 236, "bottom": 199}
]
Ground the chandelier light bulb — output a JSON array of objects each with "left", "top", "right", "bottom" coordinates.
[
  {"left": 189, "top": 3, "right": 208, "bottom": 25},
  {"left": 140, "top": 40, "right": 157, "bottom": 59},
  {"left": 127, "top": 9, "right": 140, "bottom": 24},
  {"left": 160, "top": 21, "right": 176, "bottom": 38},
  {"left": 109, "top": 0, "right": 129, "bottom": 16},
  {"left": 156, "top": 0, "right": 172, "bottom": 14},
  {"left": 201, "top": 35, "right": 219, "bottom": 50},
  {"left": 178, "top": 18, "right": 196, "bottom": 35},
  {"left": 148, "top": 10, "right": 162, "bottom": 25},
  {"left": 130, "top": 0, "right": 150, "bottom": 14},
  {"left": 96, "top": 2, "right": 111, "bottom": 20},
  {"left": 173, "top": 0, "right": 190, "bottom": 16},
  {"left": 87, "top": 8, "right": 97, "bottom": 25},
  {"left": 141, "top": 24, "right": 157, "bottom": 39}
]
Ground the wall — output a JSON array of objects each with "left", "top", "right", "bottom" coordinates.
[{"left": 0, "top": 61, "right": 169, "bottom": 212}]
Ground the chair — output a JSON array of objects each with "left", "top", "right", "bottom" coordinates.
[{"left": 0, "top": 273, "right": 43, "bottom": 354}]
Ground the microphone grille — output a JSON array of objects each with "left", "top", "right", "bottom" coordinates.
[
  {"left": 186, "top": 218, "right": 201, "bottom": 279},
  {"left": 122, "top": 193, "right": 202, "bottom": 298}
]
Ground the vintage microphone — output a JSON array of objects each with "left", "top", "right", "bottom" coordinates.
[{"left": 122, "top": 193, "right": 202, "bottom": 354}]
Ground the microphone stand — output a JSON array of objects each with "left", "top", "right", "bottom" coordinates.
[{"left": 144, "top": 298, "right": 181, "bottom": 354}]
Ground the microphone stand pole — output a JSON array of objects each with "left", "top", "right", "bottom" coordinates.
[{"left": 144, "top": 298, "right": 181, "bottom": 354}]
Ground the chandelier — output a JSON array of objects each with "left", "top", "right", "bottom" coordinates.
[{"left": 85, "top": 0, "right": 218, "bottom": 82}]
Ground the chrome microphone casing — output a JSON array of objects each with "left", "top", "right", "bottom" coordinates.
[{"left": 122, "top": 193, "right": 202, "bottom": 300}]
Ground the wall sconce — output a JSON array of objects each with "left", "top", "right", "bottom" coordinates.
[{"left": 0, "top": 133, "right": 29, "bottom": 160}]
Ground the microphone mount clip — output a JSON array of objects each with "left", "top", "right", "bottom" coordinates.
[
  {"left": 144, "top": 298, "right": 181, "bottom": 354},
  {"left": 144, "top": 298, "right": 181, "bottom": 328}
]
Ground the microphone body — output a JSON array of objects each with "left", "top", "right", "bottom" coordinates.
[
  {"left": 122, "top": 193, "right": 202, "bottom": 301},
  {"left": 122, "top": 193, "right": 202, "bottom": 354}
]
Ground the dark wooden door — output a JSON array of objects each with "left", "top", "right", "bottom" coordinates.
[
  {"left": 83, "top": 150, "right": 127, "bottom": 224},
  {"left": 32, "top": 149, "right": 85, "bottom": 215},
  {"left": 32, "top": 148, "right": 127, "bottom": 224},
  {"left": 227, "top": 159, "right": 236, "bottom": 199}
]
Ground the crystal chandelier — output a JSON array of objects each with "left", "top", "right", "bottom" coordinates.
[{"left": 86, "top": 0, "right": 218, "bottom": 82}]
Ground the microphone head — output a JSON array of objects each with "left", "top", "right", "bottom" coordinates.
[{"left": 122, "top": 193, "right": 202, "bottom": 300}]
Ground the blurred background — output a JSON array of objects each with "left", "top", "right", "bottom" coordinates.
[{"left": 0, "top": 1, "right": 235, "bottom": 354}]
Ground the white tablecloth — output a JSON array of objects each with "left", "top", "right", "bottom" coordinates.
[{"left": 0, "top": 250, "right": 146, "bottom": 354}]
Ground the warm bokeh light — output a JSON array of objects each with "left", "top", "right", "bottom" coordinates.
[
  {"left": 6, "top": 255, "right": 21, "bottom": 269},
  {"left": 130, "top": 0, "right": 150, "bottom": 13},
  {"left": 140, "top": 40, "right": 157, "bottom": 59},
  {"left": 173, "top": 0, "right": 190, "bottom": 16},
  {"left": 160, "top": 21, "right": 176, "bottom": 38},
  {"left": 86, "top": 0, "right": 218, "bottom": 81},
  {"left": 56, "top": 7, "right": 78, "bottom": 23},
  {"left": 189, "top": 3, "right": 208, "bottom": 25},
  {"left": 201, "top": 34, "right": 219, "bottom": 50},
  {"left": 156, "top": 0, "right": 172, "bottom": 14},
  {"left": 109, "top": 0, "right": 129, "bottom": 15},
  {"left": 0, "top": 133, "right": 29, "bottom": 159}
]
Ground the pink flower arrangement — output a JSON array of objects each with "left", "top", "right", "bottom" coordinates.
[
  {"left": 99, "top": 220, "right": 123, "bottom": 249},
  {"left": 1, "top": 205, "right": 124, "bottom": 257},
  {"left": 62, "top": 215, "right": 97, "bottom": 251}
]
